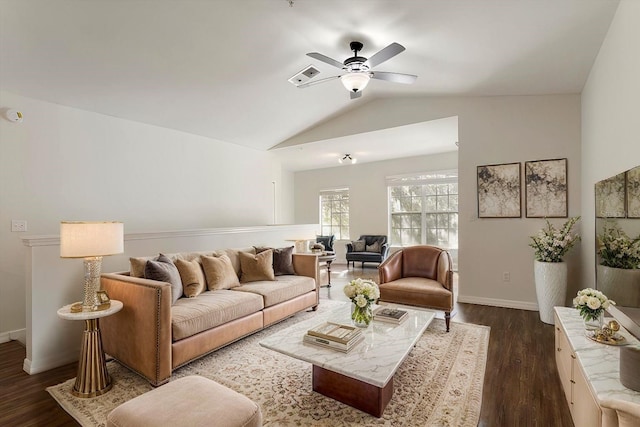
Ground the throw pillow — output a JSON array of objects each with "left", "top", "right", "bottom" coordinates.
[
  {"left": 145, "top": 254, "right": 183, "bottom": 304},
  {"left": 175, "top": 258, "right": 206, "bottom": 298},
  {"left": 130, "top": 257, "right": 148, "bottom": 278},
  {"left": 366, "top": 241, "right": 381, "bottom": 253},
  {"left": 239, "top": 250, "right": 275, "bottom": 283},
  {"left": 352, "top": 240, "right": 366, "bottom": 252},
  {"left": 255, "top": 246, "right": 295, "bottom": 276},
  {"left": 201, "top": 254, "right": 240, "bottom": 290}
]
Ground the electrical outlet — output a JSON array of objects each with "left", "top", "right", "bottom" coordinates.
[
  {"left": 11, "top": 220, "right": 27, "bottom": 232},
  {"left": 502, "top": 271, "right": 510, "bottom": 282}
]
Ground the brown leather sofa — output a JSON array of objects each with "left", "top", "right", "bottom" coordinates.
[
  {"left": 378, "top": 245, "right": 454, "bottom": 331},
  {"left": 100, "top": 249, "right": 319, "bottom": 386}
]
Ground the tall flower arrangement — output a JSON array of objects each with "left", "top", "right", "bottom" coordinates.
[
  {"left": 343, "top": 278, "right": 379, "bottom": 326},
  {"left": 529, "top": 217, "right": 580, "bottom": 262},
  {"left": 598, "top": 221, "right": 640, "bottom": 269}
]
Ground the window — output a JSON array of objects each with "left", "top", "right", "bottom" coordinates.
[
  {"left": 319, "top": 188, "right": 350, "bottom": 240},
  {"left": 388, "top": 171, "right": 458, "bottom": 251}
]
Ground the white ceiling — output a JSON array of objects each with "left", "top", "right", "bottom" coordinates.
[{"left": 0, "top": 0, "right": 619, "bottom": 170}]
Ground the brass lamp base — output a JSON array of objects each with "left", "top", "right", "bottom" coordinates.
[{"left": 72, "top": 318, "right": 112, "bottom": 398}]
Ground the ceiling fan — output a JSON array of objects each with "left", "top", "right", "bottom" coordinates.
[{"left": 299, "top": 41, "right": 417, "bottom": 99}]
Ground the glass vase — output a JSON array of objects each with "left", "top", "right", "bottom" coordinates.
[
  {"left": 351, "top": 301, "right": 373, "bottom": 328},
  {"left": 583, "top": 311, "right": 604, "bottom": 331}
]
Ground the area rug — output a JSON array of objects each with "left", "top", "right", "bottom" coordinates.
[{"left": 48, "top": 301, "right": 489, "bottom": 426}]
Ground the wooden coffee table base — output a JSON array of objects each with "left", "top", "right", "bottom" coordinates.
[{"left": 312, "top": 365, "right": 393, "bottom": 417}]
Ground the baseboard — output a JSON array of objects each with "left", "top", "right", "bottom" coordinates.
[
  {"left": 23, "top": 349, "right": 78, "bottom": 375},
  {"left": 0, "top": 328, "right": 26, "bottom": 345},
  {"left": 457, "top": 295, "right": 539, "bottom": 311}
]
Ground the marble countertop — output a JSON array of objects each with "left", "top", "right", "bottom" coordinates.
[
  {"left": 260, "top": 302, "right": 435, "bottom": 388},
  {"left": 555, "top": 307, "right": 640, "bottom": 405}
]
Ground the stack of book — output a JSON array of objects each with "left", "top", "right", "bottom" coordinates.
[
  {"left": 373, "top": 307, "right": 408, "bottom": 324},
  {"left": 304, "top": 322, "right": 364, "bottom": 352}
]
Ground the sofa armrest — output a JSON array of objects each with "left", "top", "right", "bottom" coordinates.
[
  {"left": 100, "top": 273, "right": 173, "bottom": 386},
  {"left": 378, "top": 250, "right": 403, "bottom": 284},
  {"left": 345, "top": 242, "right": 354, "bottom": 253},
  {"left": 380, "top": 243, "right": 390, "bottom": 259}
]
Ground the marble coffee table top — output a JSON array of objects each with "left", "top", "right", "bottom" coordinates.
[{"left": 260, "top": 302, "right": 435, "bottom": 388}]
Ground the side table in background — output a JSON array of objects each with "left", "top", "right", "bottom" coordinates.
[{"left": 57, "top": 300, "right": 123, "bottom": 398}]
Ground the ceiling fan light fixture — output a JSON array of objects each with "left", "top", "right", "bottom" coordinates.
[{"left": 340, "top": 73, "right": 370, "bottom": 93}]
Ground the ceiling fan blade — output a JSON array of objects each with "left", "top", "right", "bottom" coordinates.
[
  {"left": 297, "top": 75, "right": 341, "bottom": 88},
  {"left": 306, "top": 52, "right": 345, "bottom": 69},
  {"left": 350, "top": 91, "right": 362, "bottom": 100},
  {"left": 370, "top": 71, "right": 417, "bottom": 84},
  {"left": 363, "top": 42, "right": 405, "bottom": 68}
]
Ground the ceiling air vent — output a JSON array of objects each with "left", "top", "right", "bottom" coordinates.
[{"left": 288, "top": 65, "right": 320, "bottom": 86}]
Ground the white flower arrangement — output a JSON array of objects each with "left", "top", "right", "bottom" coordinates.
[
  {"left": 573, "top": 288, "right": 615, "bottom": 322},
  {"left": 344, "top": 278, "right": 379, "bottom": 326},
  {"left": 529, "top": 217, "right": 580, "bottom": 263},
  {"left": 598, "top": 221, "right": 640, "bottom": 269},
  {"left": 343, "top": 278, "right": 380, "bottom": 305}
]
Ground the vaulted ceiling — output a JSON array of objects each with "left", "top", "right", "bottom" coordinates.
[{"left": 0, "top": 0, "right": 619, "bottom": 169}]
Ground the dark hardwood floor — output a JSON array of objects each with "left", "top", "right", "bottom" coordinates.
[{"left": 0, "top": 264, "right": 573, "bottom": 426}]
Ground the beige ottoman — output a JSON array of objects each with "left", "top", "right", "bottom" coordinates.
[{"left": 107, "top": 375, "right": 262, "bottom": 427}]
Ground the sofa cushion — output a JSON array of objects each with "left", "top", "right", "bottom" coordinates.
[
  {"left": 239, "top": 250, "right": 275, "bottom": 283},
  {"left": 202, "top": 255, "right": 241, "bottom": 290},
  {"left": 378, "top": 277, "right": 452, "bottom": 310},
  {"left": 233, "top": 275, "right": 315, "bottom": 307},
  {"left": 130, "top": 257, "right": 148, "bottom": 278},
  {"left": 171, "top": 290, "right": 264, "bottom": 341},
  {"left": 366, "top": 241, "right": 381, "bottom": 253},
  {"left": 175, "top": 258, "right": 206, "bottom": 298},
  {"left": 254, "top": 246, "right": 295, "bottom": 276},
  {"left": 352, "top": 240, "right": 366, "bottom": 252},
  {"left": 144, "top": 254, "right": 183, "bottom": 304}
]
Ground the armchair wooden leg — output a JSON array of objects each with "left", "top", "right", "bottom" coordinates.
[{"left": 445, "top": 312, "right": 451, "bottom": 332}]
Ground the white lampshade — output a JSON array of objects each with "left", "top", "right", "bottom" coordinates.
[
  {"left": 60, "top": 221, "right": 124, "bottom": 258},
  {"left": 340, "top": 73, "right": 370, "bottom": 93}
]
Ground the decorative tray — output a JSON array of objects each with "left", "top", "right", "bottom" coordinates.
[{"left": 585, "top": 330, "right": 627, "bottom": 346}]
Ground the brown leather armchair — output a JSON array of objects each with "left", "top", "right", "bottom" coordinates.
[{"left": 378, "top": 245, "right": 454, "bottom": 331}]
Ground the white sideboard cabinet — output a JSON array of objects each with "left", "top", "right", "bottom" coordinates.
[{"left": 554, "top": 307, "right": 640, "bottom": 427}]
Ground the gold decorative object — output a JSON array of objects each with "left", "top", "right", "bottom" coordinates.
[
  {"left": 585, "top": 329, "right": 627, "bottom": 346},
  {"left": 608, "top": 319, "right": 620, "bottom": 332}
]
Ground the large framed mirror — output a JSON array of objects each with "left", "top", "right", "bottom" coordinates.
[{"left": 595, "top": 165, "right": 640, "bottom": 337}]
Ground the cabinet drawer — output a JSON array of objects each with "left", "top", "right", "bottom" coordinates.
[
  {"left": 555, "top": 313, "right": 573, "bottom": 408},
  {"left": 572, "top": 361, "right": 602, "bottom": 427}
]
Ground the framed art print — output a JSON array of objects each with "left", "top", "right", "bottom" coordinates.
[
  {"left": 525, "top": 158, "right": 568, "bottom": 218},
  {"left": 477, "top": 162, "right": 521, "bottom": 218},
  {"left": 595, "top": 172, "right": 626, "bottom": 218}
]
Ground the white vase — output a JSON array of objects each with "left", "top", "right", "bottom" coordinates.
[
  {"left": 597, "top": 265, "right": 640, "bottom": 307},
  {"left": 534, "top": 260, "right": 567, "bottom": 325}
]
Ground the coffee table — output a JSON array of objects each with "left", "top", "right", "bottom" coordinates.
[{"left": 259, "top": 302, "right": 435, "bottom": 417}]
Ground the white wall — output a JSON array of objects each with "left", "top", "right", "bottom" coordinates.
[
  {"left": 581, "top": 0, "right": 640, "bottom": 288},
  {"left": 295, "top": 151, "right": 458, "bottom": 263},
  {"left": 293, "top": 95, "right": 582, "bottom": 310},
  {"left": 0, "top": 91, "right": 295, "bottom": 342}
]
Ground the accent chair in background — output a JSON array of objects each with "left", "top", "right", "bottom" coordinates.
[
  {"left": 378, "top": 245, "right": 454, "bottom": 331},
  {"left": 346, "top": 235, "right": 389, "bottom": 268},
  {"left": 315, "top": 235, "right": 335, "bottom": 253}
]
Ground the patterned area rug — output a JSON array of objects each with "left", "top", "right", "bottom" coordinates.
[{"left": 48, "top": 301, "right": 489, "bottom": 426}]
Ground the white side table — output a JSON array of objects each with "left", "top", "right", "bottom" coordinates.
[{"left": 57, "top": 300, "right": 123, "bottom": 398}]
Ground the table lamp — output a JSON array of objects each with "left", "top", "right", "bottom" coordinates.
[{"left": 60, "top": 221, "right": 124, "bottom": 312}]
